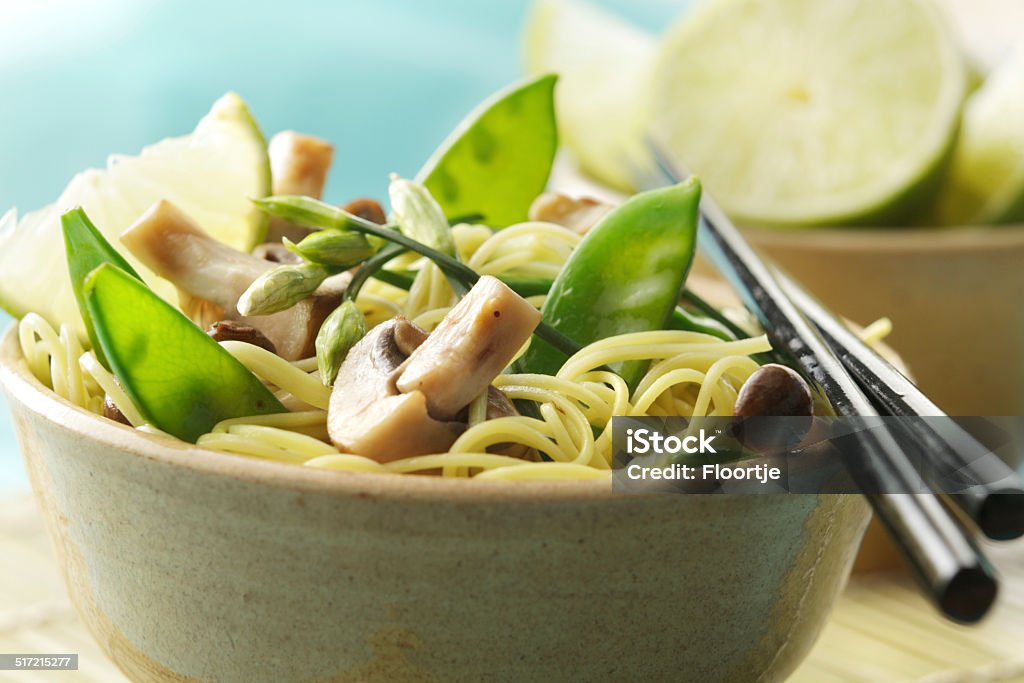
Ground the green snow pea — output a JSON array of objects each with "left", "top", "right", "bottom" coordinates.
[
  {"left": 518, "top": 178, "right": 702, "bottom": 387},
  {"left": 84, "top": 264, "right": 285, "bottom": 442},
  {"left": 417, "top": 74, "right": 558, "bottom": 227},
  {"left": 669, "top": 305, "right": 734, "bottom": 341},
  {"left": 61, "top": 207, "right": 142, "bottom": 368}
]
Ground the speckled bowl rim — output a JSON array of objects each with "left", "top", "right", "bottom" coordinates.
[{"left": 0, "top": 324, "right": 622, "bottom": 503}]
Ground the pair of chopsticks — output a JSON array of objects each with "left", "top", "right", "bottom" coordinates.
[
  {"left": 649, "top": 143, "right": 1024, "bottom": 624},
  {"left": 778, "top": 273, "right": 1024, "bottom": 541}
]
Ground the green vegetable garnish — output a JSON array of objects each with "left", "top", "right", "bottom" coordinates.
[
  {"left": 254, "top": 195, "right": 584, "bottom": 359},
  {"left": 255, "top": 195, "right": 472, "bottom": 296},
  {"left": 373, "top": 268, "right": 554, "bottom": 299},
  {"left": 348, "top": 244, "right": 407, "bottom": 302},
  {"left": 316, "top": 300, "right": 368, "bottom": 386},
  {"left": 680, "top": 288, "right": 750, "bottom": 340},
  {"left": 669, "top": 306, "right": 734, "bottom": 341},
  {"left": 286, "top": 230, "right": 374, "bottom": 267},
  {"left": 518, "top": 179, "right": 702, "bottom": 387},
  {"left": 61, "top": 207, "right": 142, "bottom": 368},
  {"left": 373, "top": 267, "right": 736, "bottom": 340},
  {"left": 417, "top": 74, "right": 558, "bottom": 227},
  {"left": 388, "top": 175, "right": 457, "bottom": 256},
  {"left": 236, "top": 263, "right": 333, "bottom": 316},
  {"left": 83, "top": 264, "right": 285, "bottom": 441}
]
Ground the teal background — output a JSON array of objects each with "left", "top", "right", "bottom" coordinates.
[{"left": 0, "top": 0, "right": 683, "bottom": 493}]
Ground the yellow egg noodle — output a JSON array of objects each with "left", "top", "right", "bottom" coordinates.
[
  {"left": 859, "top": 317, "right": 893, "bottom": 346},
  {"left": 16, "top": 219, "right": 874, "bottom": 481}
]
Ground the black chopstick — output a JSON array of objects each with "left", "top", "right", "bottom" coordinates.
[
  {"left": 649, "top": 143, "right": 998, "bottom": 623},
  {"left": 778, "top": 270, "right": 1024, "bottom": 541}
]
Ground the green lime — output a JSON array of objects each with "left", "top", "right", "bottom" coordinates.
[
  {"left": 930, "top": 47, "right": 1024, "bottom": 225},
  {"left": 523, "top": 0, "right": 654, "bottom": 192},
  {"left": 648, "top": 0, "right": 967, "bottom": 227},
  {"left": 0, "top": 93, "right": 271, "bottom": 337}
]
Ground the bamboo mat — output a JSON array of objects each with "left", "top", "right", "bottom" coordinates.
[{"left": 1, "top": 493, "right": 1022, "bottom": 683}]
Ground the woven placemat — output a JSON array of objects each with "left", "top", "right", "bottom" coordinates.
[
  {"left": 791, "top": 542, "right": 1024, "bottom": 683},
  {"left": 1, "top": 493, "right": 1022, "bottom": 683}
]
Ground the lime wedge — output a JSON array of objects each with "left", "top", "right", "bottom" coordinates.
[
  {"left": 930, "top": 47, "right": 1024, "bottom": 225},
  {"left": 0, "top": 93, "right": 271, "bottom": 337},
  {"left": 648, "top": 0, "right": 966, "bottom": 227},
  {"left": 523, "top": 0, "right": 654, "bottom": 192}
]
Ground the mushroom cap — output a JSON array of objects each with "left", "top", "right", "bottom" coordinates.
[{"left": 327, "top": 317, "right": 464, "bottom": 463}]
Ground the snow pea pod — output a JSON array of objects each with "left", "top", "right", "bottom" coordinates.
[
  {"left": 62, "top": 208, "right": 142, "bottom": 368},
  {"left": 84, "top": 263, "right": 285, "bottom": 442},
  {"left": 518, "top": 178, "right": 702, "bottom": 387},
  {"left": 417, "top": 74, "right": 558, "bottom": 227},
  {"left": 669, "top": 305, "right": 735, "bottom": 341}
]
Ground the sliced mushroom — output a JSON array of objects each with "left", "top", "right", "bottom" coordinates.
[
  {"left": 483, "top": 387, "right": 539, "bottom": 461},
  {"left": 122, "top": 201, "right": 271, "bottom": 311},
  {"left": 329, "top": 278, "right": 542, "bottom": 463},
  {"left": 341, "top": 198, "right": 387, "bottom": 226},
  {"left": 395, "top": 276, "right": 541, "bottom": 420},
  {"left": 121, "top": 200, "right": 346, "bottom": 360},
  {"left": 252, "top": 242, "right": 303, "bottom": 264},
  {"left": 269, "top": 131, "right": 335, "bottom": 198},
  {"left": 393, "top": 318, "right": 428, "bottom": 355},
  {"left": 176, "top": 291, "right": 228, "bottom": 331},
  {"left": 328, "top": 317, "right": 465, "bottom": 462},
  {"left": 528, "top": 192, "right": 614, "bottom": 234},
  {"left": 103, "top": 396, "right": 131, "bottom": 425},
  {"left": 485, "top": 386, "right": 518, "bottom": 420},
  {"left": 206, "top": 320, "right": 277, "bottom": 354},
  {"left": 266, "top": 131, "right": 335, "bottom": 243}
]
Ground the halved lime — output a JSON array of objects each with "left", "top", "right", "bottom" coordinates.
[
  {"left": 648, "top": 0, "right": 967, "bottom": 227},
  {"left": 930, "top": 47, "right": 1024, "bottom": 225},
  {"left": 523, "top": 0, "right": 654, "bottom": 192},
  {"left": 0, "top": 93, "right": 271, "bottom": 337}
]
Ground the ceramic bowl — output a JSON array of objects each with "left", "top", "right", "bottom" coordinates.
[
  {"left": 0, "top": 326, "right": 869, "bottom": 683},
  {"left": 737, "top": 224, "right": 1024, "bottom": 417}
]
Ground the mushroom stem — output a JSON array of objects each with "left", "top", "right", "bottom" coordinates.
[
  {"left": 121, "top": 200, "right": 346, "bottom": 360},
  {"left": 328, "top": 277, "right": 542, "bottom": 463},
  {"left": 121, "top": 200, "right": 271, "bottom": 312},
  {"left": 396, "top": 276, "right": 541, "bottom": 420},
  {"left": 266, "top": 131, "right": 335, "bottom": 244},
  {"left": 328, "top": 318, "right": 464, "bottom": 462}
]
